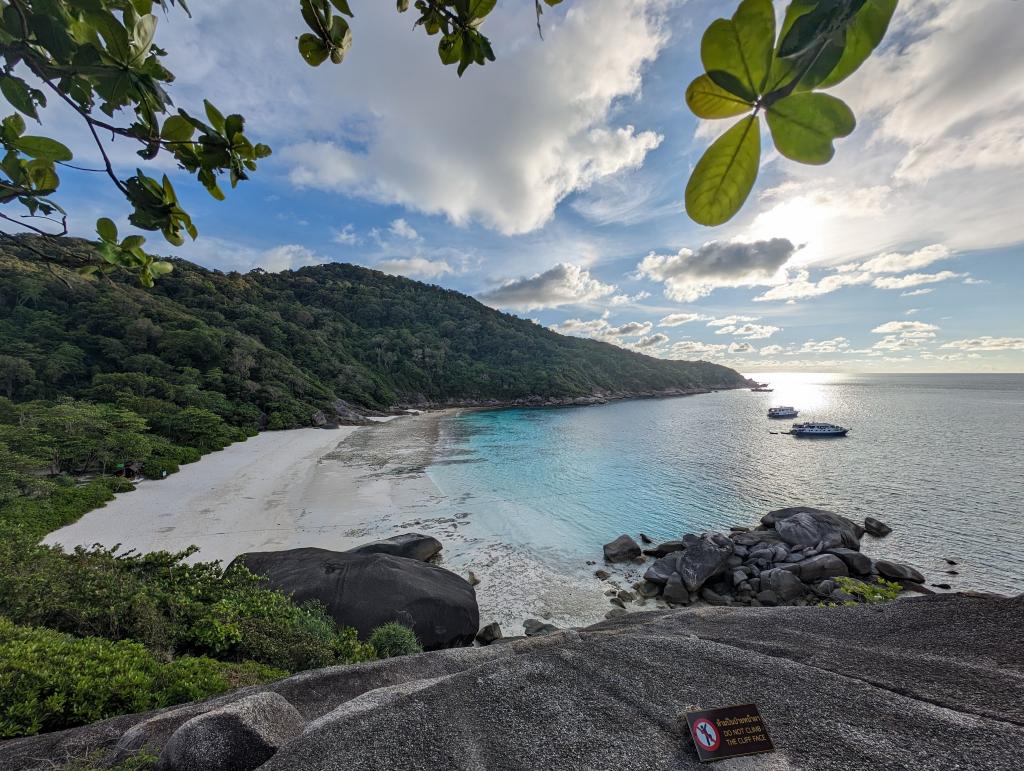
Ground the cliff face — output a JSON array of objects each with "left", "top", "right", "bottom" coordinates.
[{"left": 3, "top": 593, "right": 1022, "bottom": 770}]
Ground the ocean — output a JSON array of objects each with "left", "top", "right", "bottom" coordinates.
[{"left": 427, "top": 373, "right": 1024, "bottom": 603}]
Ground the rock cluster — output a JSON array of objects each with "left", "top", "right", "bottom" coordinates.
[
  {"left": 602, "top": 507, "right": 923, "bottom": 610},
  {"left": 396, "top": 385, "right": 748, "bottom": 412}
]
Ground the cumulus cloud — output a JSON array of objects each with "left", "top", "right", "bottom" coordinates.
[
  {"left": 331, "top": 224, "right": 360, "bottom": 245},
  {"left": 871, "top": 321, "right": 940, "bottom": 338},
  {"left": 941, "top": 337, "right": 1024, "bottom": 351},
  {"left": 852, "top": 244, "right": 952, "bottom": 274},
  {"left": 659, "top": 313, "right": 711, "bottom": 328},
  {"left": 759, "top": 345, "right": 784, "bottom": 356},
  {"left": 714, "top": 324, "right": 781, "bottom": 340},
  {"left": 548, "top": 313, "right": 654, "bottom": 345},
  {"left": 375, "top": 256, "right": 453, "bottom": 279},
  {"left": 388, "top": 219, "right": 420, "bottom": 241},
  {"left": 736, "top": 2, "right": 1024, "bottom": 267},
  {"left": 254, "top": 244, "right": 326, "bottom": 273},
  {"left": 667, "top": 340, "right": 728, "bottom": 359},
  {"left": 480, "top": 263, "right": 615, "bottom": 311},
  {"left": 706, "top": 315, "right": 759, "bottom": 327},
  {"left": 610, "top": 291, "right": 651, "bottom": 306},
  {"left": 637, "top": 239, "right": 796, "bottom": 302},
  {"left": 799, "top": 337, "right": 851, "bottom": 354},
  {"left": 633, "top": 333, "right": 669, "bottom": 349},
  {"left": 871, "top": 271, "right": 964, "bottom": 290},
  {"left": 271, "top": 1, "right": 667, "bottom": 235},
  {"left": 728, "top": 342, "right": 755, "bottom": 354}
]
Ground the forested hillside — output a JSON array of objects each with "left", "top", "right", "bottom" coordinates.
[{"left": 0, "top": 235, "right": 747, "bottom": 429}]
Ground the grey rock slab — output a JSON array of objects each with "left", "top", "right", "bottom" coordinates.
[{"left": 156, "top": 692, "right": 304, "bottom": 771}]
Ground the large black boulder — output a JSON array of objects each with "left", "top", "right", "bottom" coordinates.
[
  {"left": 644, "top": 535, "right": 732, "bottom": 592},
  {"left": 233, "top": 548, "right": 479, "bottom": 650},
  {"left": 347, "top": 532, "right": 443, "bottom": 562},
  {"left": 603, "top": 534, "right": 641, "bottom": 563},
  {"left": 764, "top": 507, "right": 864, "bottom": 550}
]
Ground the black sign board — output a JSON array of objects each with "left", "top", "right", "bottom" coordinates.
[{"left": 684, "top": 703, "right": 774, "bottom": 762}]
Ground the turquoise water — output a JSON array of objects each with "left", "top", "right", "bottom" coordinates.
[{"left": 428, "top": 373, "right": 1024, "bottom": 596}]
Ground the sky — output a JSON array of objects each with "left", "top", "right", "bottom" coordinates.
[{"left": 48, "top": 0, "right": 1024, "bottom": 372}]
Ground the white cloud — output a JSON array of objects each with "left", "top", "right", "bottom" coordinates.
[
  {"left": 388, "top": 219, "right": 420, "bottom": 241},
  {"left": 637, "top": 239, "right": 796, "bottom": 302},
  {"left": 852, "top": 244, "right": 952, "bottom": 274},
  {"left": 332, "top": 224, "right": 359, "bottom": 245},
  {"left": 725, "top": 324, "right": 781, "bottom": 340},
  {"left": 255, "top": 244, "right": 326, "bottom": 273},
  {"left": 658, "top": 312, "right": 711, "bottom": 328},
  {"left": 941, "top": 337, "right": 1024, "bottom": 352},
  {"left": 480, "top": 263, "right": 615, "bottom": 311},
  {"left": 754, "top": 270, "right": 872, "bottom": 303},
  {"left": 759, "top": 345, "right": 784, "bottom": 357},
  {"left": 632, "top": 333, "right": 669, "bottom": 349},
  {"left": 706, "top": 315, "right": 760, "bottom": 328},
  {"left": 548, "top": 313, "right": 654, "bottom": 345},
  {"left": 610, "top": 291, "right": 651, "bottom": 306},
  {"left": 737, "top": 1, "right": 1024, "bottom": 266},
  {"left": 872, "top": 271, "right": 964, "bottom": 290},
  {"left": 871, "top": 321, "right": 940, "bottom": 338},
  {"left": 275, "top": 0, "right": 666, "bottom": 235},
  {"left": 800, "top": 337, "right": 851, "bottom": 354},
  {"left": 667, "top": 340, "right": 729, "bottom": 358},
  {"left": 375, "top": 256, "right": 453, "bottom": 279},
  {"left": 729, "top": 342, "right": 755, "bottom": 354},
  {"left": 901, "top": 288, "right": 934, "bottom": 297}
]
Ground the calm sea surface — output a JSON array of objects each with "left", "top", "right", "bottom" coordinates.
[{"left": 427, "top": 373, "right": 1024, "bottom": 596}]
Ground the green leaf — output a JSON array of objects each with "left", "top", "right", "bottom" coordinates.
[
  {"left": 701, "top": 0, "right": 776, "bottom": 101},
  {"left": 298, "top": 33, "right": 329, "bottom": 66},
  {"left": 685, "top": 74, "right": 753, "bottom": 119},
  {"left": 130, "top": 13, "right": 158, "bottom": 65},
  {"left": 0, "top": 77, "right": 40, "bottom": 120},
  {"left": 150, "top": 261, "right": 174, "bottom": 275},
  {"left": 330, "top": 0, "right": 354, "bottom": 16},
  {"left": 439, "top": 33, "right": 463, "bottom": 66},
  {"left": 468, "top": 0, "right": 497, "bottom": 21},
  {"left": 160, "top": 115, "right": 195, "bottom": 142},
  {"left": 777, "top": 1, "right": 843, "bottom": 58},
  {"left": 16, "top": 136, "right": 73, "bottom": 162},
  {"left": 817, "top": 0, "right": 897, "bottom": 89},
  {"left": 96, "top": 217, "right": 118, "bottom": 243},
  {"left": 397, "top": 0, "right": 409, "bottom": 11},
  {"left": 685, "top": 114, "right": 761, "bottom": 227},
  {"left": 766, "top": 92, "right": 855, "bottom": 165},
  {"left": 203, "top": 100, "right": 225, "bottom": 133}
]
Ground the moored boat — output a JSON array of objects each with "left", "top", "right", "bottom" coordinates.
[
  {"left": 768, "top": 406, "right": 798, "bottom": 419},
  {"left": 789, "top": 422, "right": 849, "bottom": 437}
]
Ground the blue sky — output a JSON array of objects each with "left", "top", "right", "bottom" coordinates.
[{"left": 49, "top": 0, "right": 1024, "bottom": 371}]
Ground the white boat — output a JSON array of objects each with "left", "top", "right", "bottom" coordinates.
[
  {"left": 768, "top": 406, "right": 798, "bottom": 419},
  {"left": 789, "top": 422, "right": 849, "bottom": 437}
]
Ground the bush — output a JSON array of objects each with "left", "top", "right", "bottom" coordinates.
[
  {"left": 142, "top": 455, "right": 179, "bottom": 479},
  {"left": 368, "top": 622, "right": 422, "bottom": 658},
  {"left": 0, "top": 617, "right": 282, "bottom": 738},
  {"left": 0, "top": 535, "right": 376, "bottom": 673},
  {"left": 834, "top": 576, "right": 903, "bottom": 605},
  {"left": 0, "top": 476, "right": 132, "bottom": 539}
]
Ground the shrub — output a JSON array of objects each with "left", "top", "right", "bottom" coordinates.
[
  {"left": 142, "top": 456, "right": 179, "bottom": 479},
  {"left": 0, "top": 617, "right": 282, "bottom": 739},
  {"left": 0, "top": 536, "right": 375, "bottom": 672},
  {"left": 834, "top": 576, "right": 903, "bottom": 605},
  {"left": 368, "top": 622, "right": 423, "bottom": 658}
]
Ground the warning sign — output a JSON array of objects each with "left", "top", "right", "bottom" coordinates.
[{"left": 684, "top": 704, "right": 774, "bottom": 762}]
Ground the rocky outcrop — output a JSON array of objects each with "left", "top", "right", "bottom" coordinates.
[
  {"left": 602, "top": 534, "right": 641, "bottom": 563},
  {"left": 864, "top": 516, "right": 893, "bottom": 537},
  {"left": 5, "top": 594, "right": 1022, "bottom": 771},
  {"left": 631, "top": 508, "right": 928, "bottom": 609},
  {"left": 346, "top": 533, "right": 442, "bottom": 562},
  {"left": 231, "top": 548, "right": 478, "bottom": 649},
  {"left": 155, "top": 693, "right": 304, "bottom": 771}
]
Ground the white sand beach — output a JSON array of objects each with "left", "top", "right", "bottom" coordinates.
[{"left": 44, "top": 410, "right": 624, "bottom": 630}]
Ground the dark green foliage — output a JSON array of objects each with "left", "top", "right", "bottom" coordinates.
[
  {"left": 0, "top": 616, "right": 283, "bottom": 739},
  {"left": 0, "top": 238, "right": 748, "bottom": 430},
  {"left": 0, "top": 533, "right": 375, "bottom": 673},
  {"left": 369, "top": 622, "right": 423, "bottom": 658}
]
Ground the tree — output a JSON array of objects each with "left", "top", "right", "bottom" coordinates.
[{"left": 0, "top": 1, "right": 894, "bottom": 282}]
